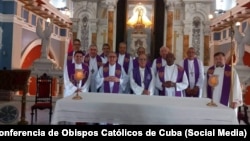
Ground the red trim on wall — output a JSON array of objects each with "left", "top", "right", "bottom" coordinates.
[
  {"left": 243, "top": 51, "right": 250, "bottom": 104},
  {"left": 243, "top": 51, "right": 250, "bottom": 67},
  {"left": 21, "top": 45, "right": 57, "bottom": 96}
]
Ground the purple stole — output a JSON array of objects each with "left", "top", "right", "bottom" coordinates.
[
  {"left": 117, "top": 53, "right": 130, "bottom": 74},
  {"left": 133, "top": 58, "right": 139, "bottom": 68},
  {"left": 67, "top": 62, "right": 89, "bottom": 87},
  {"left": 183, "top": 58, "right": 200, "bottom": 97},
  {"left": 100, "top": 53, "right": 105, "bottom": 58},
  {"left": 132, "top": 66, "right": 152, "bottom": 90},
  {"left": 67, "top": 51, "right": 74, "bottom": 65},
  {"left": 133, "top": 57, "right": 152, "bottom": 68},
  {"left": 156, "top": 57, "right": 163, "bottom": 72},
  {"left": 84, "top": 54, "right": 103, "bottom": 69},
  {"left": 67, "top": 51, "right": 74, "bottom": 59},
  {"left": 103, "top": 63, "right": 122, "bottom": 93},
  {"left": 207, "top": 65, "right": 231, "bottom": 106},
  {"left": 158, "top": 65, "right": 184, "bottom": 96}
]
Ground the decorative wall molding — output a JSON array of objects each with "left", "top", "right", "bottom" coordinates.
[{"left": 105, "top": 0, "right": 118, "bottom": 11}]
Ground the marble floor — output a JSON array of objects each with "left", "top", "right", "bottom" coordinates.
[{"left": 0, "top": 95, "right": 249, "bottom": 125}]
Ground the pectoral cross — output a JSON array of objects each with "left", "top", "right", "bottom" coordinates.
[
  {"left": 101, "top": 29, "right": 107, "bottom": 43},
  {"left": 91, "top": 69, "right": 94, "bottom": 73}
]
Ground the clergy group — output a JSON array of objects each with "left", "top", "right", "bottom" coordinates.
[{"left": 63, "top": 39, "right": 243, "bottom": 110}]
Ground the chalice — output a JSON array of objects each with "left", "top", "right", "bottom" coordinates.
[
  {"left": 72, "top": 69, "right": 85, "bottom": 100},
  {"left": 207, "top": 74, "right": 218, "bottom": 107}
]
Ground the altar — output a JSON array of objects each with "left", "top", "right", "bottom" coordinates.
[{"left": 51, "top": 93, "right": 238, "bottom": 125}]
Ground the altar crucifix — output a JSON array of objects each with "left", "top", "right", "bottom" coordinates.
[{"left": 189, "top": 64, "right": 194, "bottom": 77}]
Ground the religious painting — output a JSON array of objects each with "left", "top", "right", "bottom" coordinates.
[{"left": 126, "top": 1, "right": 154, "bottom": 57}]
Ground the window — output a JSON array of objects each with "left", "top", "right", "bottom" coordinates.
[{"left": 215, "top": 0, "right": 236, "bottom": 14}]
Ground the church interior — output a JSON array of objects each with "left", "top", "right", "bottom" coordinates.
[{"left": 0, "top": 0, "right": 250, "bottom": 125}]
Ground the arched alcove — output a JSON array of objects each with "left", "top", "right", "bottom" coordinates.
[{"left": 21, "top": 45, "right": 57, "bottom": 96}]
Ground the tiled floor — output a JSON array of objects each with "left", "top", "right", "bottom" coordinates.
[
  {"left": 0, "top": 95, "right": 249, "bottom": 125},
  {"left": 0, "top": 95, "right": 60, "bottom": 125}
]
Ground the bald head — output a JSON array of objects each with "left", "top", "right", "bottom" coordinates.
[
  {"left": 88, "top": 44, "right": 98, "bottom": 57},
  {"left": 137, "top": 47, "right": 146, "bottom": 56},
  {"left": 187, "top": 47, "right": 196, "bottom": 60},
  {"left": 118, "top": 42, "right": 127, "bottom": 54},
  {"left": 160, "top": 46, "right": 170, "bottom": 58},
  {"left": 165, "top": 52, "right": 175, "bottom": 66},
  {"left": 108, "top": 51, "right": 117, "bottom": 65},
  {"left": 138, "top": 54, "right": 148, "bottom": 68}
]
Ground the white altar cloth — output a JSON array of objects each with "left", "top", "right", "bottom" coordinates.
[{"left": 51, "top": 93, "right": 239, "bottom": 125}]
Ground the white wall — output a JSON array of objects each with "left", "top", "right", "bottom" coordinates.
[{"left": 216, "top": 0, "right": 236, "bottom": 11}]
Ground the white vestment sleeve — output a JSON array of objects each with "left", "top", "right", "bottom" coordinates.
[
  {"left": 95, "top": 66, "right": 104, "bottom": 89},
  {"left": 176, "top": 71, "right": 189, "bottom": 91},
  {"left": 63, "top": 64, "right": 77, "bottom": 97},
  {"left": 130, "top": 71, "right": 144, "bottom": 95},
  {"left": 152, "top": 59, "right": 157, "bottom": 75},
  {"left": 120, "top": 67, "right": 128, "bottom": 91},
  {"left": 128, "top": 57, "right": 133, "bottom": 75},
  {"left": 81, "top": 71, "right": 91, "bottom": 92},
  {"left": 148, "top": 68, "right": 155, "bottom": 96},
  {"left": 202, "top": 67, "right": 209, "bottom": 98},
  {"left": 178, "top": 60, "right": 184, "bottom": 67},
  {"left": 155, "top": 72, "right": 163, "bottom": 91},
  {"left": 196, "top": 59, "right": 205, "bottom": 88},
  {"left": 232, "top": 68, "right": 243, "bottom": 107}
]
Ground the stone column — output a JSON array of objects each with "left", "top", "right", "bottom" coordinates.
[
  {"left": 173, "top": 1, "right": 184, "bottom": 62},
  {"left": 106, "top": 0, "right": 118, "bottom": 51},
  {"left": 174, "top": 27, "right": 184, "bottom": 63},
  {"left": 183, "top": 20, "right": 191, "bottom": 58},
  {"left": 89, "top": 19, "right": 98, "bottom": 45},
  {"left": 203, "top": 21, "right": 211, "bottom": 66},
  {"left": 71, "top": 18, "right": 79, "bottom": 43},
  {"left": 165, "top": 0, "right": 174, "bottom": 52}
]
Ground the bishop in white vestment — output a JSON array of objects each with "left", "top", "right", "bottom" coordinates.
[
  {"left": 63, "top": 50, "right": 91, "bottom": 97},
  {"left": 84, "top": 45, "right": 103, "bottom": 92},
  {"left": 130, "top": 54, "right": 155, "bottom": 95},
  {"left": 205, "top": 52, "right": 242, "bottom": 109},
  {"left": 155, "top": 53, "right": 189, "bottom": 96},
  {"left": 96, "top": 52, "right": 128, "bottom": 93},
  {"left": 179, "top": 47, "right": 204, "bottom": 97},
  {"left": 117, "top": 42, "right": 132, "bottom": 94}
]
